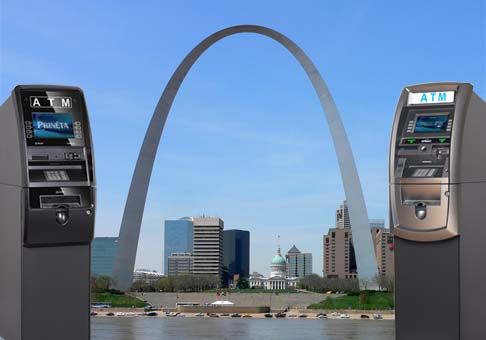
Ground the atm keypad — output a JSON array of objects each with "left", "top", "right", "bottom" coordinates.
[
  {"left": 44, "top": 170, "right": 70, "bottom": 181},
  {"left": 412, "top": 168, "right": 437, "bottom": 177}
]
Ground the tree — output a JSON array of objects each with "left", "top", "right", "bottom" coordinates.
[
  {"left": 131, "top": 279, "right": 156, "bottom": 292},
  {"left": 372, "top": 274, "right": 395, "bottom": 292},
  {"left": 359, "top": 277, "right": 372, "bottom": 291},
  {"left": 91, "top": 275, "right": 113, "bottom": 293},
  {"left": 297, "top": 274, "right": 359, "bottom": 293},
  {"left": 236, "top": 277, "right": 249, "bottom": 289}
]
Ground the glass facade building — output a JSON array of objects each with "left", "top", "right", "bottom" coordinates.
[
  {"left": 164, "top": 218, "right": 194, "bottom": 275},
  {"left": 223, "top": 229, "right": 250, "bottom": 282},
  {"left": 91, "top": 237, "right": 118, "bottom": 276},
  {"left": 286, "top": 245, "right": 313, "bottom": 278}
]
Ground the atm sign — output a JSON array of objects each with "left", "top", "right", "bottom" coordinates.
[
  {"left": 30, "top": 96, "right": 72, "bottom": 108},
  {"left": 408, "top": 91, "right": 455, "bottom": 105}
]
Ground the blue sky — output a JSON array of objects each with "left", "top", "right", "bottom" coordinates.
[{"left": 1, "top": 0, "right": 484, "bottom": 276}]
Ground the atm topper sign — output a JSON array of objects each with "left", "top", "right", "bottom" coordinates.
[
  {"left": 30, "top": 96, "right": 72, "bottom": 109},
  {"left": 408, "top": 91, "right": 455, "bottom": 105}
]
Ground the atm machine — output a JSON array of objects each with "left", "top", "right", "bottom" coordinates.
[
  {"left": 0, "top": 85, "right": 95, "bottom": 340},
  {"left": 390, "top": 83, "right": 486, "bottom": 340}
]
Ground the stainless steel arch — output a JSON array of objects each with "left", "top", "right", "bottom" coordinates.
[{"left": 111, "top": 25, "right": 377, "bottom": 291}]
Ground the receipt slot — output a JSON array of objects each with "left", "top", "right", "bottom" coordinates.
[
  {"left": 390, "top": 83, "right": 486, "bottom": 340},
  {"left": 0, "top": 86, "right": 96, "bottom": 340}
]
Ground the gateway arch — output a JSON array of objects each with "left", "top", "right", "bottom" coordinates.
[{"left": 112, "top": 25, "right": 377, "bottom": 291}]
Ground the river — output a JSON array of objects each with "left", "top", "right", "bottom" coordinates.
[{"left": 92, "top": 317, "right": 395, "bottom": 340}]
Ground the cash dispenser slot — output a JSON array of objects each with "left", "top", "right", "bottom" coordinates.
[{"left": 392, "top": 177, "right": 449, "bottom": 233}]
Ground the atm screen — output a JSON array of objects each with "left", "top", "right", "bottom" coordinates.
[
  {"left": 414, "top": 114, "right": 448, "bottom": 133},
  {"left": 32, "top": 113, "right": 74, "bottom": 139}
]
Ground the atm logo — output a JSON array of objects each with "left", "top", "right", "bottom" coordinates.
[
  {"left": 408, "top": 91, "right": 455, "bottom": 105},
  {"left": 30, "top": 96, "right": 72, "bottom": 108}
]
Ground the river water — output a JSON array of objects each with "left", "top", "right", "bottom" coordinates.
[{"left": 92, "top": 317, "right": 395, "bottom": 340}]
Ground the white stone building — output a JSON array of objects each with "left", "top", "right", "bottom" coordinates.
[{"left": 249, "top": 244, "right": 298, "bottom": 290}]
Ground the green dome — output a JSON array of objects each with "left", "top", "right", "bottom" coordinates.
[{"left": 271, "top": 254, "right": 286, "bottom": 265}]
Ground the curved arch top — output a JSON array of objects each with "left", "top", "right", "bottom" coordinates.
[{"left": 111, "top": 25, "right": 377, "bottom": 291}]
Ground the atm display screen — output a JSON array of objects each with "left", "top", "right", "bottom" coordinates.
[
  {"left": 414, "top": 114, "right": 448, "bottom": 133},
  {"left": 32, "top": 113, "right": 74, "bottom": 139}
]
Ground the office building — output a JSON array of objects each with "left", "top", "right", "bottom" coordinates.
[
  {"left": 323, "top": 228, "right": 357, "bottom": 279},
  {"left": 193, "top": 216, "right": 224, "bottom": 282},
  {"left": 164, "top": 217, "right": 193, "bottom": 275},
  {"left": 336, "top": 200, "right": 351, "bottom": 229},
  {"left": 91, "top": 237, "right": 118, "bottom": 277},
  {"left": 369, "top": 219, "right": 385, "bottom": 229},
  {"left": 223, "top": 229, "right": 250, "bottom": 283},
  {"left": 167, "top": 252, "right": 194, "bottom": 276},
  {"left": 132, "top": 269, "right": 164, "bottom": 285},
  {"left": 323, "top": 209, "right": 394, "bottom": 279},
  {"left": 371, "top": 227, "right": 395, "bottom": 279},
  {"left": 286, "top": 245, "right": 312, "bottom": 278}
]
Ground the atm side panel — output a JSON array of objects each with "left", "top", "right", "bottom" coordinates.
[
  {"left": 0, "top": 185, "right": 23, "bottom": 340},
  {"left": 395, "top": 237, "right": 459, "bottom": 340},
  {"left": 21, "top": 245, "right": 91, "bottom": 340},
  {"left": 0, "top": 96, "right": 26, "bottom": 187}
]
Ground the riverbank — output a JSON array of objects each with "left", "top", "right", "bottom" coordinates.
[{"left": 91, "top": 308, "right": 394, "bottom": 320}]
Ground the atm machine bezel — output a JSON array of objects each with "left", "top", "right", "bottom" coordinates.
[{"left": 389, "top": 83, "right": 473, "bottom": 242}]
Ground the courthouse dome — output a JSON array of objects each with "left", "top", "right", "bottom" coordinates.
[{"left": 272, "top": 253, "right": 286, "bottom": 265}]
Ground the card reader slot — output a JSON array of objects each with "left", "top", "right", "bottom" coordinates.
[
  {"left": 39, "top": 195, "right": 81, "bottom": 208},
  {"left": 28, "top": 165, "right": 83, "bottom": 170}
]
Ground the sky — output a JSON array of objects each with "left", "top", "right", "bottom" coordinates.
[{"left": 1, "top": 0, "right": 484, "bottom": 276}]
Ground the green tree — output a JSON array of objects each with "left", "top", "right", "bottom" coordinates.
[
  {"left": 236, "top": 277, "right": 250, "bottom": 289},
  {"left": 91, "top": 275, "right": 112, "bottom": 293},
  {"left": 297, "top": 274, "right": 359, "bottom": 293}
]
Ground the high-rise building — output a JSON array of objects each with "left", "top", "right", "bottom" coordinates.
[
  {"left": 323, "top": 209, "right": 394, "bottom": 279},
  {"left": 91, "top": 237, "right": 118, "bottom": 277},
  {"left": 336, "top": 200, "right": 351, "bottom": 229},
  {"left": 369, "top": 219, "right": 385, "bottom": 229},
  {"left": 286, "top": 245, "right": 313, "bottom": 278},
  {"left": 323, "top": 228, "right": 357, "bottom": 279},
  {"left": 371, "top": 226, "right": 395, "bottom": 279},
  {"left": 223, "top": 229, "right": 250, "bottom": 283},
  {"left": 192, "top": 217, "right": 224, "bottom": 282},
  {"left": 164, "top": 217, "right": 194, "bottom": 275},
  {"left": 167, "top": 252, "right": 194, "bottom": 276}
]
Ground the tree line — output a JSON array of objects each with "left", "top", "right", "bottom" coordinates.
[
  {"left": 92, "top": 273, "right": 394, "bottom": 294},
  {"left": 132, "top": 274, "right": 220, "bottom": 293},
  {"left": 297, "top": 274, "right": 395, "bottom": 293}
]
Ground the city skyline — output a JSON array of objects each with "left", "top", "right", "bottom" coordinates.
[{"left": 2, "top": 1, "right": 483, "bottom": 277}]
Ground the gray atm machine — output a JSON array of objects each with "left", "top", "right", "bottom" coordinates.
[
  {"left": 0, "top": 85, "right": 95, "bottom": 340},
  {"left": 390, "top": 83, "right": 486, "bottom": 340}
]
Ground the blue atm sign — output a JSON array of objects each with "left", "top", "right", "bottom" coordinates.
[{"left": 408, "top": 91, "right": 455, "bottom": 105}]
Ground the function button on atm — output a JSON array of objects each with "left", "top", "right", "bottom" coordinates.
[
  {"left": 447, "top": 119, "right": 453, "bottom": 132},
  {"left": 404, "top": 138, "right": 417, "bottom": 145},
  {"left": 407, "top": 120, "right": 414, "bottom": 133}
]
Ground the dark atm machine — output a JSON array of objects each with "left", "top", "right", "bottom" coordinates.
[
  {"left": 390, "top": 83, "right": 486, "bottom": 340},
  {"left": 0, "top": 85, "right": 95, "bottom": 340}
]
